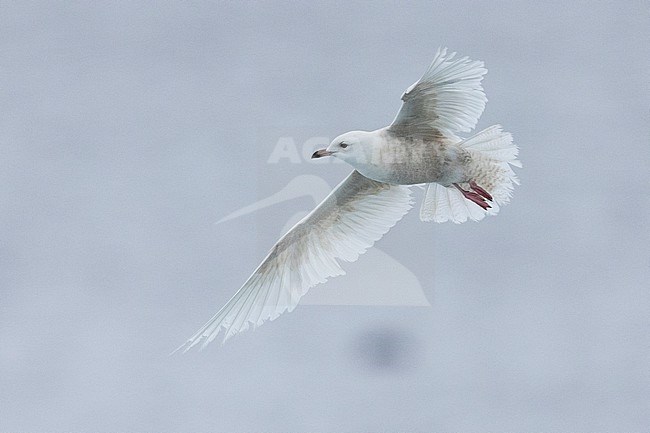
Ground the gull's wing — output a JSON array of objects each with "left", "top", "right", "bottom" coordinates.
[
  {"left": 390, "top": 48, "right": 487, "bottom": 138},
  {"left": 176, "top": 170, "right": 413, "bottom": 351}
]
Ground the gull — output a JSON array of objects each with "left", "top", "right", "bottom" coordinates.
[{"left": 176, "top": 48, "right": 520, "bottom": 352}]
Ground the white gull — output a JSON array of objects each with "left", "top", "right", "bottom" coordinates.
[{"left": 176, "top": 48, "right": 521, "bottom": 352}]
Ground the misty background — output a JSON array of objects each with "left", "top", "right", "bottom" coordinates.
[{"left": 1, "top": 1, "right": 649, "bottom": 432}]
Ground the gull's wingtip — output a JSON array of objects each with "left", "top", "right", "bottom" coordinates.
[
  {"left": 169, "top": 340, "right": 191, "bottom": 356},
  {"left": 177, "top": 325, "right": 234, "bottom": 353},
  {"left": 170, "top": 337, "right": 212, "bottom": 355},
  {"left": 170, "top": 330, "right": 216, "bottom": 355},
  {"left": 175, "top": 336, "right": 210, "bottom": 354}
]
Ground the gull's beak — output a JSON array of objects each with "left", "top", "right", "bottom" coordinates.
[{"left": 311, "top": 149, "right": 333, "bottom": 159}]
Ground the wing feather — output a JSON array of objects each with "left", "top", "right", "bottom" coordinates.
[
  {"left": 390, "top": 47, "right": 487, "bottom": 138},
  {"left": 176, "top": 171, "right": 413, "bottom": 351}
]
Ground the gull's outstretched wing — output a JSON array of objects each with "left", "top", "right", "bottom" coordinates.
[
  {"left": 390, "top": 48, "right": 487, "bottom": 138},
  {"left": 176, "top": 171, "right": 413, "bottom": 351}
]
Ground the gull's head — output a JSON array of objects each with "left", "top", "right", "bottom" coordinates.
[{"left": 311, "top": 131, "right": 374, "bottom": 164}]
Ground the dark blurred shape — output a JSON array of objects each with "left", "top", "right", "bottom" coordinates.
[{"left": 351, "top": 325, "right": 417, "bottom": 371}]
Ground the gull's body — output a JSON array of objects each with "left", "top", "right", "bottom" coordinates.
[
  {"left": 176, "top": 48, "right": 520, "bottom": 352},
  {"left": 328, "top": 127, "right": 471, "bottom": 185}
]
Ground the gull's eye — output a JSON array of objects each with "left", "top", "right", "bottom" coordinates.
[{"left": 340, "top": 142, "right": 348, "bottom": 149}]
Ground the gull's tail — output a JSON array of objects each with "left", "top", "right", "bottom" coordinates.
[{"left": 420, "top": 125, "right": 520, "bottom": 223}]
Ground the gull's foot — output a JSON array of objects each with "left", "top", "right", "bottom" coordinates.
[
  {"left": 453, "top": 182, "right": 492, "bottom": 210},
  {"left": 469, "top": 180, "right": 493, "bottom": 201}
]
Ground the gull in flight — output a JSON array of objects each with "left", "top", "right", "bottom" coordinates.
[{"left": 176, "top": 48, "right": 520, "bottom": 352}]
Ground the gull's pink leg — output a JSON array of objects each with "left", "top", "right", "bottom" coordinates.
[
  {"left": 453, "top": 183, "right": 491, "bottom": 210},
  {"left": 470, "top": 181, "right": 493, "bottom": 201}
]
